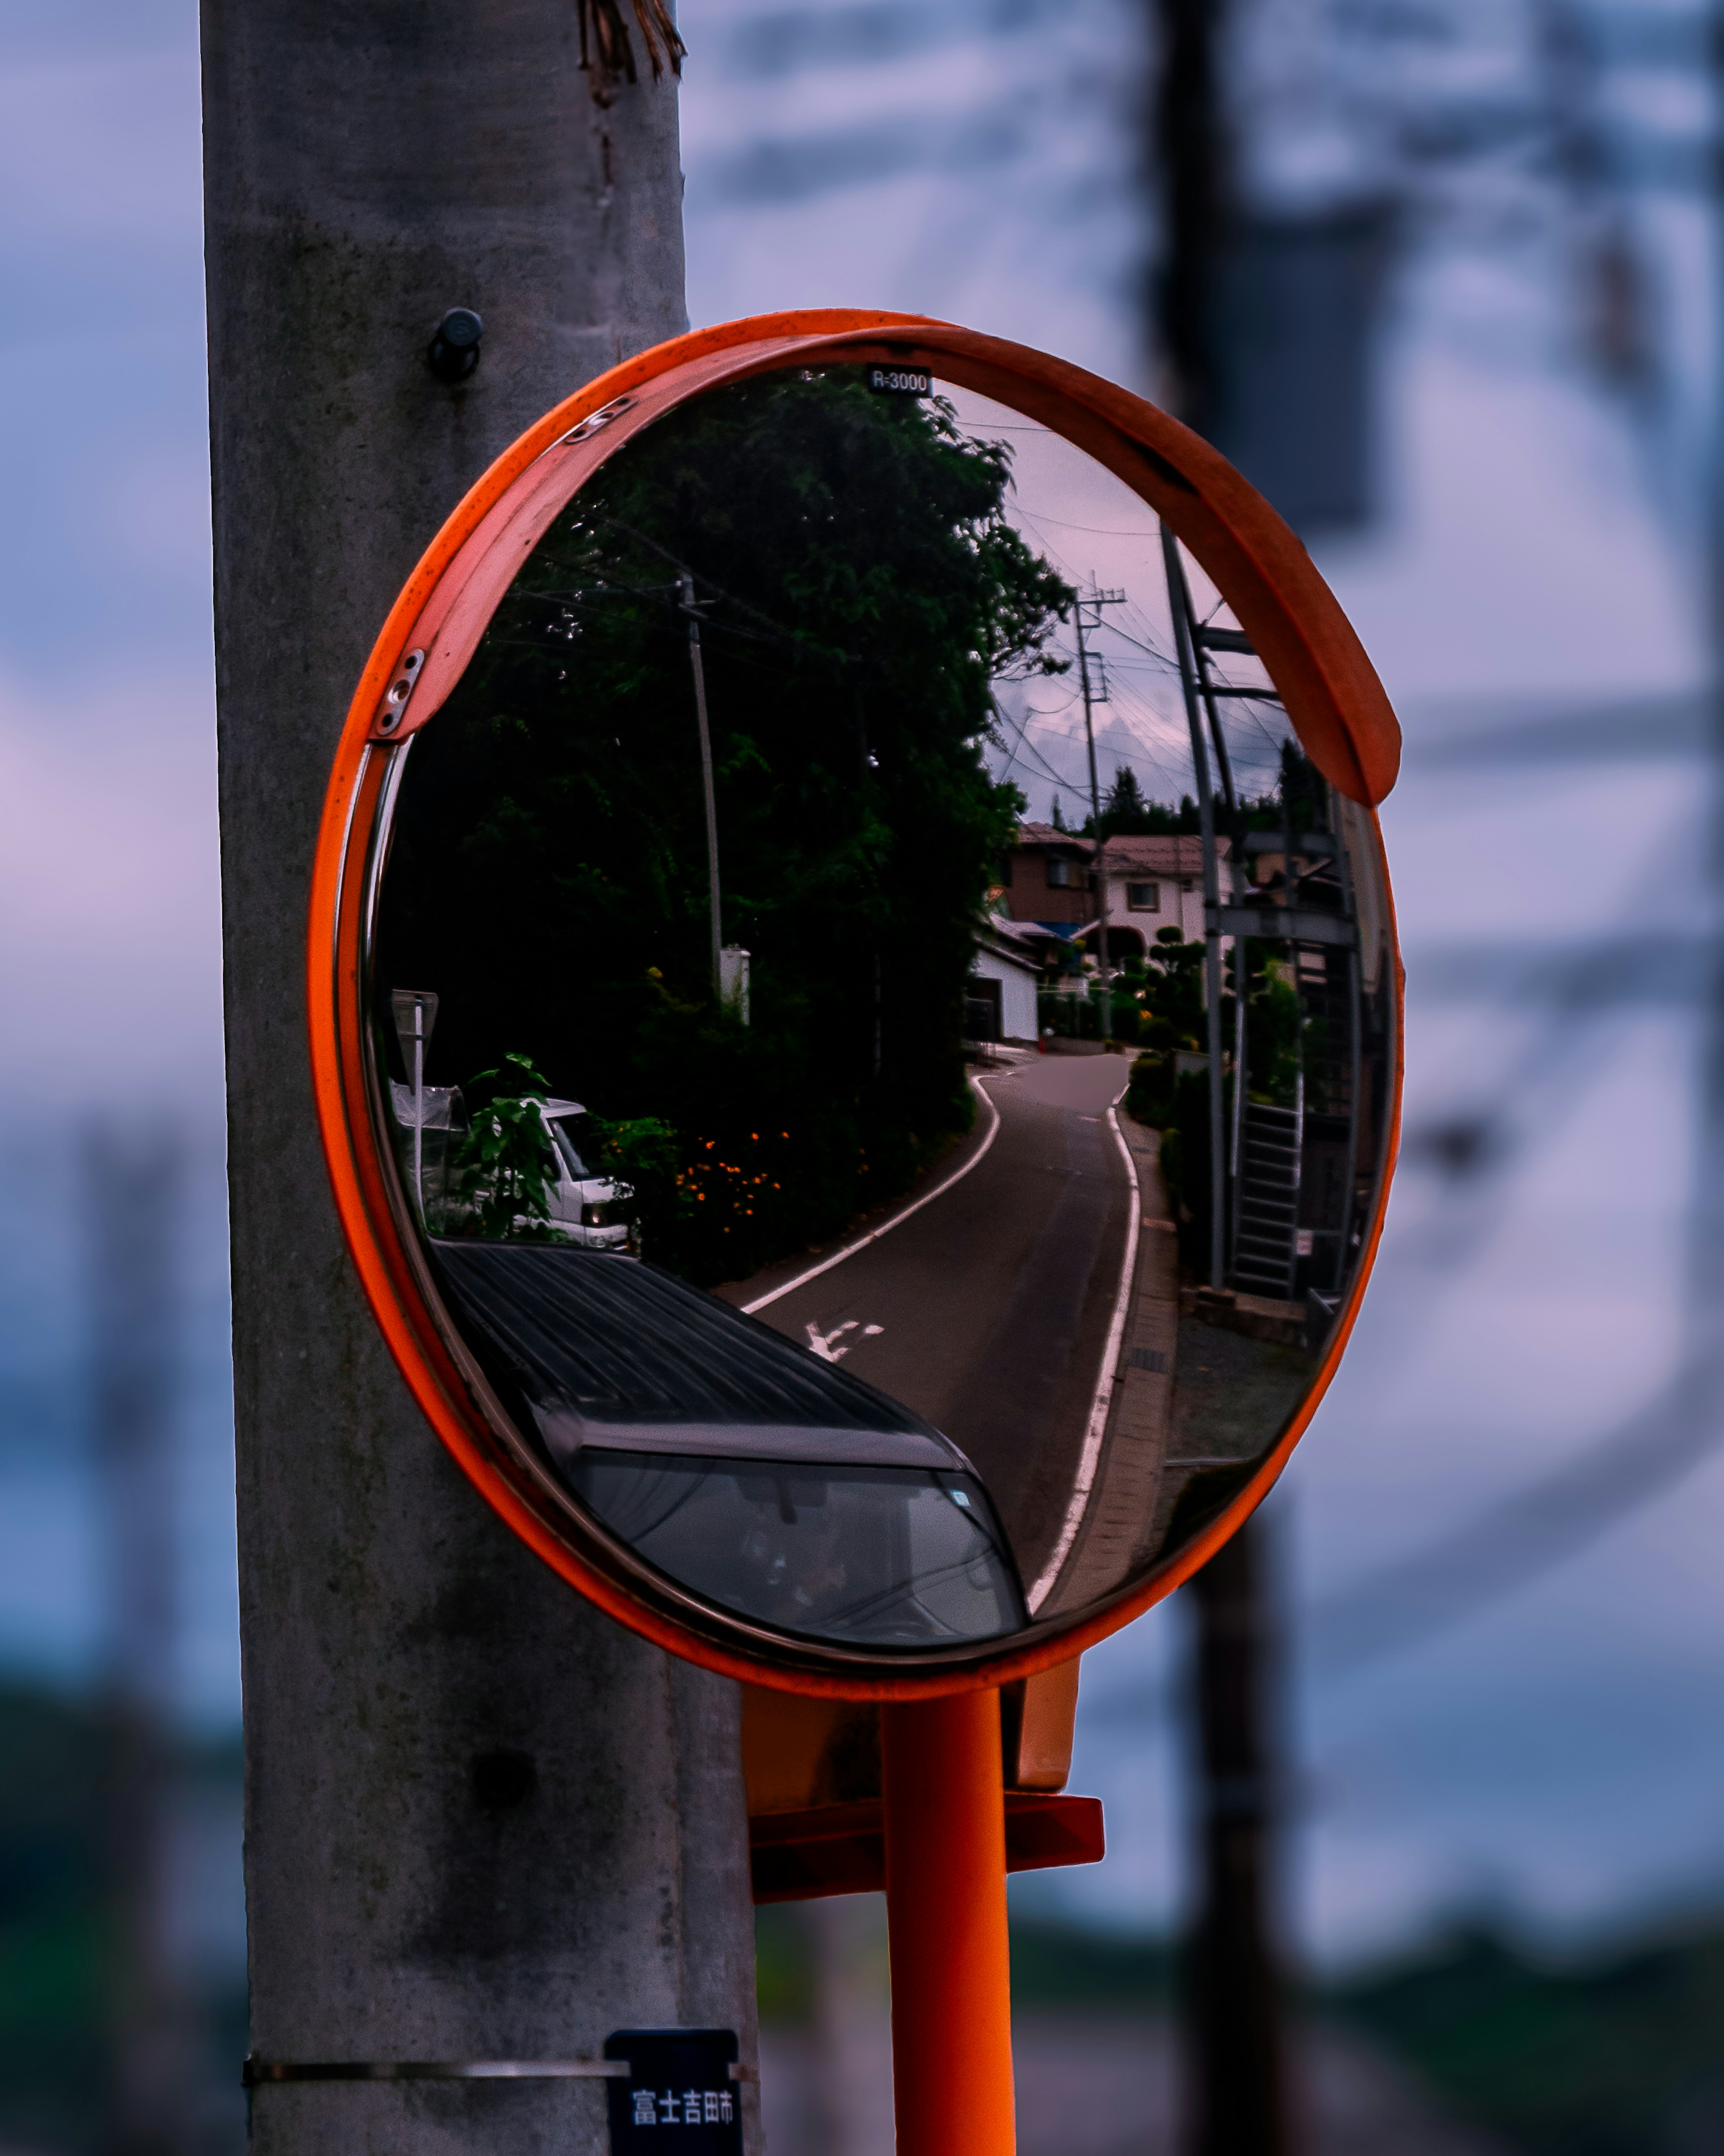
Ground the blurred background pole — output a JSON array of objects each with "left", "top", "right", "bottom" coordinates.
[
  {"left": 1186, "top": 1528, "right": 1287, "bottom": 2156},
  {"left": 86, "top": 1120, "right": 196, "bottom": 2156},
  {"left": 803, "top": 1898, "right": 886, "bottom": 2156},
  {"left": 1704, "top": 0, "right": 1724, "bottom": 1367},
  {"left": 1151, "top": 0, "right": 1229, "bottom": 436},
  {"left": 200, "top": 5, "right": 762, "bottom": 2153},
  {"left": 1151, "top": 1, "right": 1291, "bottom": 2148}
]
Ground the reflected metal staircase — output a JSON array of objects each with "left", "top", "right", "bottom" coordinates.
[{"left": 1231, "top": 1099, "right": 1302, "bottom": 1300}]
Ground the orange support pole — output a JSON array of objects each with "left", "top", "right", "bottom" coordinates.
[{"left": 882, "top": 1689, "right": 1016, "bottom": 2156}]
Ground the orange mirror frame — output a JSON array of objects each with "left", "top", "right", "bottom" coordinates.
[{"left": 306, "top": 308, "right": 1403, "bottom": 1701}]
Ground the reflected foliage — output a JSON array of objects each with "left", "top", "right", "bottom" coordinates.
[
  {"left": 1092, "top": 763, "right": 1202, "bottom": 838},
  {"left": 377, "top": 370, "right": 1068, "bottom": 1284},
  {"left": 453, "top": 1054, "right": 560, "bottom": 1238}
]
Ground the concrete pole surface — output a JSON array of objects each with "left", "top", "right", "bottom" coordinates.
[{"left": 200, "top": 7, "right": 762, "bottom": 2152}]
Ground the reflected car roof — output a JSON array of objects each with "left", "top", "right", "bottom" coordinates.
[{"left": 429, "top": 1240, "right": 977, "bottom": 1476}]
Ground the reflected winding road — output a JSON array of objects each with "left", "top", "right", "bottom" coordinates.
[{"left": 722, "top": 1052, "right": 1136, "bottom": 1591}]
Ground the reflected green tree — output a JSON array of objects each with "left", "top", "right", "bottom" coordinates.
[
  {"left": 376, "top": 369, "right": 1069, "bottom": 1283},
  {"left": 453, "top": 1054, "right": 559, "bottom": 1238}
]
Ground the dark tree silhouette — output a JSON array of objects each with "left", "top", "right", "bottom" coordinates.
[{"left": 376, "top": 368, "right": 1069, "bottom": 1283}]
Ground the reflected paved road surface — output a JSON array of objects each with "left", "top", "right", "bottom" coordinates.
[{"left": 730, "top": 1052, "right": 1135, "bottom": 1590}]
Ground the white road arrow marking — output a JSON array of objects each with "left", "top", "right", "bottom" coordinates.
[{"left": 805, "top": 1320, "right": 886, "bottom": 1362}]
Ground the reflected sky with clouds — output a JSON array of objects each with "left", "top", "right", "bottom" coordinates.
[{"left": 2, "top": 0, "right": 1721, "bottom": 1966}]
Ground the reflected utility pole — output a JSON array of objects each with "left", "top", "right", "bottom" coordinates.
[
  {"left": 1161, "top": 529, "right": 1228, "bottom": 1294},
  {"left": 1076, "top": 582, "right": 1126, "bottom": 1032},
  {"left": 1152, "top": 0, "right": 1291, "bottom": 2147},
  {"left": 681, "top": 570, "right": 725, "bottom": 996},
  {"left": 85, "top": 1119, "right": 196, "bottom": 2156}
]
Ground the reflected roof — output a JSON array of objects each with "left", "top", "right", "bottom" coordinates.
[
  {"left": 1099, "top": 834, "right": 1225, "bottom": 874},
  {"left": 1013, "top": 823, "right": 1095, "bottom": 852}
]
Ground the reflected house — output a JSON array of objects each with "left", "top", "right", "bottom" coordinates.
[
  {"left": 1093, "top": 835, "right": 1213, "bottom": 960},
  {"left": 968, "top": 916, "right": 1046, "bottom": 1043},
  {"left": 995, "top": 825, "right": 1227, "bottom": 969},
  {"left": 996, "top": 823, "right": 1096, "bottom": 929}
]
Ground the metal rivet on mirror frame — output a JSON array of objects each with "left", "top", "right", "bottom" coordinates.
[
  {"left": 374, "top": 648, "right": 424, "bottom": 734},
  {"left": 427, "top": 306, "right": 484, "bottom": 383},
  {"left": 559, "top": 395, "right": 636, "bottom": 444}
]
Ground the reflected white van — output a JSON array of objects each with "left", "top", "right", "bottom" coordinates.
[{"left": 539, "top": 1098, "right": 631, "bottom": 1250}]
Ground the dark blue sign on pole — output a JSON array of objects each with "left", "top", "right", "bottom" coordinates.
[{"left": 605, "top": 2029, "right": 743, "bottom": 2152}]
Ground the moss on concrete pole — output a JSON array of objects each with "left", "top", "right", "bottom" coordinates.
[{"left": 200, "top": 7, "right": 761, "bottom": 2150}]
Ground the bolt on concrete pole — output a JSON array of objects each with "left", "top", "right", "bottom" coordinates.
[{"left": 200, "top": 6, "right": 762, "bottom": 2152}]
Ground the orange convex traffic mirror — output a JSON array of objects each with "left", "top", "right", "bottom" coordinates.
[{"left": 309, "top": 312, "right": 1402, "bottom": 1698}]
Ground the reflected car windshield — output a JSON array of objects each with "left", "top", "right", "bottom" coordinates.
[
  {"left": 566, "top": 1449, "right": 1026, "bottom": 1650},
  {"left": 546, "top": 1116, "right": 591, "bottom": 1179}
]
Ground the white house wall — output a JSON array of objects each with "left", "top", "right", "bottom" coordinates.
[
  {"left": 972, "top": 949, "right": 1040, "bottom": 1040},
  {"left": 1104, "top": 873, "right": 1207, "bottom": 947}
]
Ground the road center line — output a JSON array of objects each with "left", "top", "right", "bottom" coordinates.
[
  {"left": 741, "top": 1078, "right": 1004, "bottom": 1316},
  {"left": 1025, "top": 1080, "right": 1140, "bottom": 1613}
]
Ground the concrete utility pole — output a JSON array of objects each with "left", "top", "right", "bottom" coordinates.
[{"left": 202, "top": 8, "right": 761, "bottom": 2152}]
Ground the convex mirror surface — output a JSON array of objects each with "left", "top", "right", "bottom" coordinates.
[{"left": 333, "top": 340, "right": 1400, "bottom": 1684}]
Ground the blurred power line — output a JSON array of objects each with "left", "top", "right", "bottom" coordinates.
[{"left": 1306, "top": 1345, "right": 1724, "bottom": 1676}]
